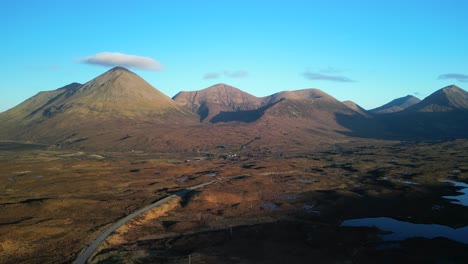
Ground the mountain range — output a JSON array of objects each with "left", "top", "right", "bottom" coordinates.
[{"left": 1, "top": 67, "right": 467, "bottom": 152}]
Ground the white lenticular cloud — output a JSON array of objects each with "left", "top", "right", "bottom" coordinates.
[{"left": 80, "top": 52, "right": 163, "bottom": 71}]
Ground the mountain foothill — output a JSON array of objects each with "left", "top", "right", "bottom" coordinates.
[{"left": 1, "top": 67, "right": 467, "bottom": 152}]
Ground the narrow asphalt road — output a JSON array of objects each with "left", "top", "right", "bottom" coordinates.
[{"left": 73, "top": 180, "right": 215, "bottom": 264}]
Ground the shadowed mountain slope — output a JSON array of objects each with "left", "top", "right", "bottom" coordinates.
[
  {"left": 339, "top": 85, "right": 468, "bottom": 140},
  {"left": 173, "top": 84, "right": 262, "bottom": 122},
  {"left": 370, "top": 95, "right": 421, "bottom": 114},
  {"left": 343, "top": 101, "right": 371, "bottom": 118},
  {"left": 174, "top": 86, "right": 366, "bottom": 126},
  {"left": 173, "top": 87, "right": 373, "bottom": 152}
]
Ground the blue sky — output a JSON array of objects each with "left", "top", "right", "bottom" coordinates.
[{"left": 1, "top": 0, "right": 467, "bottom": 112}]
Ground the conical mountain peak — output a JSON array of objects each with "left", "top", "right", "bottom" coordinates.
[
  {"left": 1, "top": 68, "right": 197, "bottom": 127},
  {"left": 88, "top": 66, "right": 138, "bottom": 86},
  {"left": 407, "top": 85, "right": 468, "bottom": 112},
  {"left": 189, "top": 83, "right": 257, "bottom": 99},
  {"left": 441, "top": 84, "right": 462, "bottom": 91},
  {"left": 108, "top": 66, "right": 131, "bottom": 72}
]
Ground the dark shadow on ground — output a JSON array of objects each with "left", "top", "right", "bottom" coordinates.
[
  {"left": 210, "top": 109, "right": 264, "bottom": 123},
  {"left": 335, "top": 110, "right": 468, "bottom": 140},
  {"left": 0, "top": 142, "right": 47, "bottom": 151}
]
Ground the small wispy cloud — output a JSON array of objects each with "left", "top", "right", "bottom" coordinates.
[
  {"left": 203, "top": 70, "right": 249, "bottom": 79},
  {"left": 79, "top": 52, "right": 162, "bottom": 71},
  {"left": 438, "top": 73, "right": 468, "bottom": 82},
  {"left": 203, "top": 72, "right": 220, "bottom": 79},
  {"left": 302, "top": 70, "right": 355, "bottom": 82}
]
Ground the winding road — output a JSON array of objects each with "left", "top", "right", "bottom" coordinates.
[{"left": 73, "top": 180, "right": 215, "bottom": 264}]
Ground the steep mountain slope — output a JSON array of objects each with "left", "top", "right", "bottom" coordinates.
[
  {"left": 343, "top": 101, "right": 371, "bottom": 118},
  {"left": 0, "top": 82, "right": 81, "bottom": 123},
  {"left": 173, "top": 84, "right": 262, "bottom": 122},
  {"left": 370, "top": 95, "right": 421, "bottom": 114},
  {"left": 0, "top": 67, "right": 198, "bottom": 148}
]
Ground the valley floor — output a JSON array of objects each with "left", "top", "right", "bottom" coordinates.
[{"left": 0, "top": 139, "right": 467, "bottom": 263}]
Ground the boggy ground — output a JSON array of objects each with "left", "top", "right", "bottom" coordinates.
[{"left": 0, "top": 139, "right": 467, "bottom": 263}]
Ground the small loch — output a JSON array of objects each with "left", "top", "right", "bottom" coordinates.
[{"left": 341, "top": 179, "right": 468, "bottom": 245}]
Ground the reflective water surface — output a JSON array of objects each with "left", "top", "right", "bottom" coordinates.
[
  {"left": 341, "top": 180, "right": 468, "bottom": 244},
  {"left": 341, "top": 217, "right": 468, "bottom": 244}
]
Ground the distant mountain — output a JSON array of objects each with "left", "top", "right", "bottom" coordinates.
[
  {"left": 372, "top": 85, "right": 468, "bottom": 140},
  {"left": 406, "top": 85, "right": 468, "bottom": 112},
  {"left": 370, "top": 95, "right": 421, "bottom": 114},
  {"left": 173, "top": 84, "right": 262, "bottom": 122},
  {"left": 265, "top": 89, "right": 331, "bottom": 103},
  {"left": 261, "top": 89, "right": 356, "bottom": 118}
]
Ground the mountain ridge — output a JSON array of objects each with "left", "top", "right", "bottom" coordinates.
[
  {"left": 1, "top": 67, "right": 467, "bottom": 151},
  {"left": 370, "top": 95, "right": 421, "bottom": 114}
]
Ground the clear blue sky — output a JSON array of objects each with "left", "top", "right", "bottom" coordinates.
[{"left": 1, "top": 0, "right": 467, "bottom": 112}]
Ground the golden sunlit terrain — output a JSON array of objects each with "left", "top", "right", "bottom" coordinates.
[{"left": 1, "top": 139, "right": 467, "bottom": 263}]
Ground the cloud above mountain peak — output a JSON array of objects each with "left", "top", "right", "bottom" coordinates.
[{"left": 80, "top": 52, "right": 162, "bottom": 71}]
